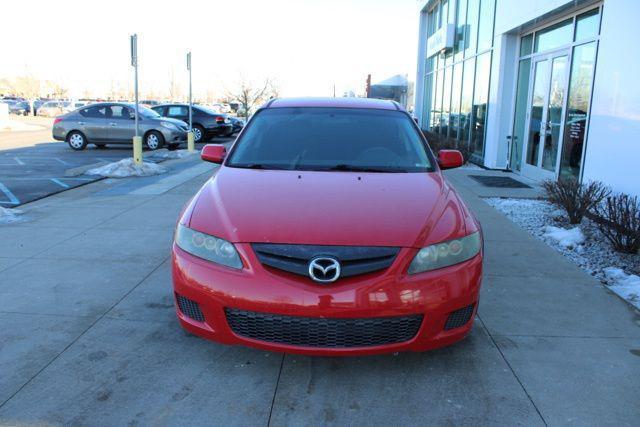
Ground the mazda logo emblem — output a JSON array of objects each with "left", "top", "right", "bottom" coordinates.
[{"left": 308, "top": 257, "right": 341, "bottom": 283}]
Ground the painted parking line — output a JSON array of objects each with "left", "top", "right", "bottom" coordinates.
[
  {"left": 54, "top": 158, "right": 71, "bottom": 166},
  {"left": 13, "top": 157, "right": 25, "bottom": 165},
  {"left": 0, "top": 182, "right": 20, "bottom": 205},
  {"left": 50, "top": 178, "right": 70, "bottom": 188}
]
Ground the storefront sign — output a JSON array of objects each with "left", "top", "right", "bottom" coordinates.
[{"left": 427, "top": 24, "right": 455, "bottom": 57}]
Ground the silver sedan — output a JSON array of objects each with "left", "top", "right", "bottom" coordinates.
[{"left": 52, "top": 102, "right": 188, "bottom": 150}]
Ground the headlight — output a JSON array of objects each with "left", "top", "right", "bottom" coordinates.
[
  {"left": 160, "top": 121, "right": 177, "bottom": 130},
  {"left": 174, "top": 223, "right": 242, "bottom": 269},
  {"left": 408, "top": 232, "right": 481, "bottom": 274}
]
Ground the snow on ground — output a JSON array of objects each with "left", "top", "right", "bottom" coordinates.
[
  {"left": 486, "top": 197, "right": 640, "bottom": 310},
  {"left": 86, "top": 158, "right": 167, "bottom": 178},
  {"left": 543, "top": 225, "right": 585, "bottom": 249},
  {"left": 0, "top": 207, "right": 24, "bottom": 224},
  {"left": 603, "top": 268, "right": 640, "bottom": 306}
]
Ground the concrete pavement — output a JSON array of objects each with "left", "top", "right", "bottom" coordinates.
[{"left": 0, "top": 162, "right": 638, "bottom": 426}]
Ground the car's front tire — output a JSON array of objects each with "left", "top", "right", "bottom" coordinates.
[
  {"left": 67, "top": 131, "right": 88, "bottom": 151},
  {"left": 145, "top": 131, "right": 164, "bottom": 150}
]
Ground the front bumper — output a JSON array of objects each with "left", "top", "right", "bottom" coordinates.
[
  {"left": 160, "top": 128, "right": 188, "bottom": 143},
  {"left": 172, "top": 243, "right": 482, "bottom": 356}
]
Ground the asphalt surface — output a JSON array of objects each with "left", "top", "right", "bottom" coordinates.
[{"left": 0, "top": 120, "right": 233, "bottom": 207}]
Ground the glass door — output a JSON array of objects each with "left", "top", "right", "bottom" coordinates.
[{"left": 521, "top": 51, "right": 570, "bottom": 180}]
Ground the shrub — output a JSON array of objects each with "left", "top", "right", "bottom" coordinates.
[
  {"left": 542, "top": 178, "right": 610, "bottom": 224},
  {"left": 422, "top": 130, "right": 472, "bottom": 165},
  {"left": 592, "top": 193, "right": 640, "bottom": 254}
]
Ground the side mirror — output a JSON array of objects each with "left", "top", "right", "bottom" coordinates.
[
  {"left": 201, "top": 144, "right": 226, "bottom": 164},
  {"left": 438, "top": 149, "right": 464, "bottom": 170}
]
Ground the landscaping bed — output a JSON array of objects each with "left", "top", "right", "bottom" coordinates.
[{"left": 486, "top": 197, "right": 640, "bottom": 309}]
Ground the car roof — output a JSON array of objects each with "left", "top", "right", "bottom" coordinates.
[{"left": 263, "top": 97, "right": 402, "bottom": 111}]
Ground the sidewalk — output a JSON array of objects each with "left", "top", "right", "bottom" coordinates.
[{"left": 0, "top": 163, "right": 638, "bottom": 426}]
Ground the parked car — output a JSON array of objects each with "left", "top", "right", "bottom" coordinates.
[
  {"left": 0, "top": 99, "right": 30, "bottom": 116},
  {"left": 38, "top": 101, "right": 71, "bottom": 117},
  {"left": 151, "top": 104, "right": 233, "bottom": 143},
  {"left": 52, "top": 102, "right": 188, "bottom": 150},
  {"left": 140, "top": 99, "right": 160, "bottom": 107},
  {"left": 228, "top": 116, "right": 245, "bottom": 135},
  {"left": 33, "top": 99, "right": 51, "bottom": 115},
  {"left": 171, "top": 97, "right": 482, "bottom": 356},
  {"left": 65, "top": 101, "right": 89, "bottom": 112}
]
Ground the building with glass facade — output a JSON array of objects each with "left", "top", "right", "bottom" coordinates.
[{"left": 415, "top": 0, "right": 640, "bottom": 197}]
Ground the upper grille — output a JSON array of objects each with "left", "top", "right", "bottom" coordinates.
[
  {"left": 225, "top": 308, "right": 423, "bottom": 348},
  {"left": 251, "top": 244, "right": 400, "bottom": 279},
  {"left": 176, "top": 293, "right": 205, "bottom": 322}
]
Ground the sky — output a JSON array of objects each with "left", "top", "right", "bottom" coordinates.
[{"left": 0, "top": 0, "right": 420, "bottom": 99}]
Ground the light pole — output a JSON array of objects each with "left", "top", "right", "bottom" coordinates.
[
  {"left": 186, "top": 51, "right": 195, "bottom": 152},
  {"left": 130, "top": 34, "right": 142, "bottom": 165}
]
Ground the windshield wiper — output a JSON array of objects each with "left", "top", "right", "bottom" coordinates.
[
  {"left": 327, "top": 164, "right": 408, "bottom": 173},
  {"left": 230, "top": 163, "right": 289, "bottom": 170}
]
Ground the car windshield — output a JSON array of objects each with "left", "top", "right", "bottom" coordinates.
[
  {"left": 138, "top": 106, "right": 160, "bottom": 118},
  {"left": 227, "top": 107, "right": 433, "bottom": 173}
]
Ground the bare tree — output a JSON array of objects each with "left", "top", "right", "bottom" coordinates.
[
  {"left": 168, "top": 68, "right": 182, "bottom": 102},
  {"left": 225, "top": 77, "right": 278, "bottom": 120}
]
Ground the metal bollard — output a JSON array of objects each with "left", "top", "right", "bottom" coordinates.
[
  {"left": 133, "top": 136, "right": 143, "bottom": 165},
  {"left": 187, "top": 131, "right": 195, "bottom": 152}
]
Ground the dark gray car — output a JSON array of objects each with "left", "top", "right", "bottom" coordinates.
[{"left": 52, "top": 102, "right": 188, "bottom": 150}]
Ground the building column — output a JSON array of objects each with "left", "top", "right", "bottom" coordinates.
[
  {"left": 483, "top": 32, "right": 518, "bottom": 169},
  {"left": 414, "top": 10, "right": 428, "bottom": 128}
]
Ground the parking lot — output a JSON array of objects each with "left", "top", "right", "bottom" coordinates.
[{"left": 0, "top": 123, "right": 234, "bottom": 206}]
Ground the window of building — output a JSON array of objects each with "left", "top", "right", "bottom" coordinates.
[
  {"left": 513, "top": 6, "right": 601, "bottom": 179},
  {"left": 441, "top": 67, "right": 453, "bottom": 136},
  {"left": 559, "top": 41, "right": 597, "bottom": 179},
  {"left": 465, "top": 0, "right": 479, "bottom": 57},
  {"left": 520, "top": 34, "right": 533, "bottom": 56},
  {"left": 478, "top": 0, "right": 495, "bottom": 51},
  {"left": 533, "top": 19, "right": 573, "bottom": 53},
  {"left": 454, "top": 0, "right": 468, "bottom": 61},
  {"left": 575, "top": 8, "right": 600, "bottom": 41},
  {"left": 460, "top": 58, "right": 475, "bottom": 144},
  {"left": 422, "top": 0, "right": 495, "bottom": 163},
  {"left": 449, "top": 62, "right": 463, "bottom": 139},
  {"left": 471, "top": 52, "right": 491, "bottom": 155}
]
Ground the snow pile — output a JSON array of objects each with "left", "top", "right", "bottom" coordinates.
[
  {"left": 86, "top": 158, "right": 167, "bottom": 178},
  {"left": 603, "top": 268, "right": 640, "bottom": 309},
  {"left": 486, "top": 197, "right": 640, "bottom": 309},
  {"left": 0, "top": 207, "right": 24, "bottom": 224},
  {"left": 543, "top": 225, "right": 585, "bottom": 249},
  {"left": 152, "top": 149, "right": 195, "bottom": 159}
]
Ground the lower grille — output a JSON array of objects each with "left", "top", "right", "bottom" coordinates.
[
  {"left": 225, "top": 308, "right": 423, "bottom": 348},
  {"left": 444, "top": 304, "right": 475, "bottom": 330},
  {"left": 175, "top": 293, "right": 205, "bottom": 322}
]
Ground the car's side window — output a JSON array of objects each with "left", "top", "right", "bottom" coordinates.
[
  {"left": 110, "top": 105, "right": 131, "bottom": 120},
  {"left": 168, "top": 106, "right": 187, "bottom": 116},
  {"left": 152, "top": 106, "right": 166, "bottom": 116},
  {"left": 81, "top": 106, "right": 107, "bottom": 118}
]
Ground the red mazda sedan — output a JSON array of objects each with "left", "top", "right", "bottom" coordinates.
[{"left": 172, "top": 97, "right": 483, "bottom": 356}]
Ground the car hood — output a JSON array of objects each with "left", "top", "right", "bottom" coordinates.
[
  {"left": 151, "top": 116, "right": 187, "bottom": 127},
  {"left": 187, "top": 167, "right": 475, "bottom": 248}
]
